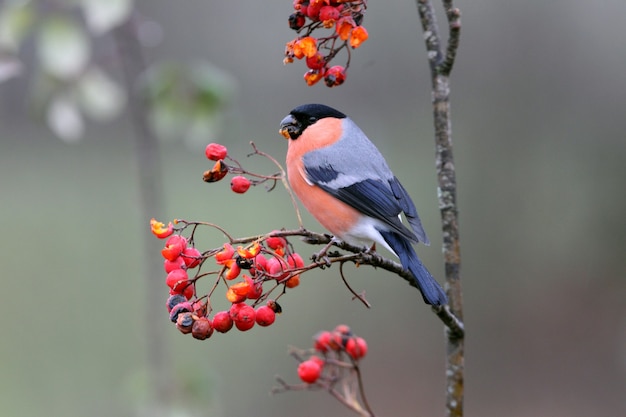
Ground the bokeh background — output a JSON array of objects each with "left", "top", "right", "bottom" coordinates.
[{"left": 1, "top": 1, "right": 625, "bottom": 417}]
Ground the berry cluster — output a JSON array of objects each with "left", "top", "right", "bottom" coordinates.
[
  {"left": 297, "top": 324, "right": 368, "bottom": 383},
  {"left": 284, "top": 0, "right": 368, "bottom": 87},
  {"left": 202, "top": 142, "right": 279, "bottom": 194},
  {"left": 152, "top": 216, "right": 309, "bottom": 340}
]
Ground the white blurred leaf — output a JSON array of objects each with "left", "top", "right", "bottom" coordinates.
[
  {"left": 47, "top": 95, "right": 84, "bottom": 142},
  {"left": 37, "top": 17, "right": 90, "bottom": 79},
  {"left": 0, "top": 0, "right": 35, "bottom": 50},
  {"left": 77, "top": 67, "right": 126, "bottom": 121},
  {"left": 0, "top": 54, "right": 22, "bottom": 83},
  {"left": 80, "top": 0, "right": 132, "bottom": 35}
]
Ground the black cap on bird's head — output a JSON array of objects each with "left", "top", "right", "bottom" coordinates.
[{"left": 279, "top": 104, "right": 347, "bottom": 140}]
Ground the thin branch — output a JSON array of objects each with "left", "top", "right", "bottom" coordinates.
[{"left": 416, "top": 1, "right": 464, "bottom": 416}]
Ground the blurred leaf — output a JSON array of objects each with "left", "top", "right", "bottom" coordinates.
[
  {"left": 0, "top": 0, "right": 35, "bottom": 51},
  {"left": 0, "top": 53, "right": 22, "bottom": 83},
  {"left": 76, "top": 66, "right": 126, "bottom": 121},
  {"left": 37, "top": 16, "right": 90, "bottom": 80},
  {"left": 46, "top": 95, "right": 84, "bottom": 142},
  {"left": 80, "top": 0, "right": 132, "bottom": 35}
]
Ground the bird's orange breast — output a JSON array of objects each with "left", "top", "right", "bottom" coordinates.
[{"left": 286, "top": 117, "right": 361, "bottom": 237}]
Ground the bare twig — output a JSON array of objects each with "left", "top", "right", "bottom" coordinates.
[{"left": 416, "top": 1, "right": 465, "bottom": 416}]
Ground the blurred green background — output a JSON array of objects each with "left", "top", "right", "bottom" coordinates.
[{"left": 1, "top": 1, "right": 625, "bottom": 417}]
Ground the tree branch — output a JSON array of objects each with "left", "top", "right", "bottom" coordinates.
[{"left": 416, "top": 1, "right": 464, "bottom": 416}]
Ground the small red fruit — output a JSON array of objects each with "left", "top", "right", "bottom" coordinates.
[
  {"left": 346, "top": 336, "right": 368, "bottom": 359},
  {"left": 305, "top": 53, "right": 325, "bottom": 70},
  {"left": 319, "top": 5, "right": 340, "bottom": 24},
  {"left": 166, "top": 294, "right": 187, "bottom": 313},
  {"left": 287, "top": 252, "right": 305, "bottom": 269},
  {"left": 169, "top": 301, "right": 192, "bottom": 323},
  {"left": 215, "top": 243, "right": 235, "bottom": 264},
  {"left": 230, "top": 176, "right": 251, "bottom": 194},
  {"left": 266, "top": 257, "right": 289, "bottom": 280},
  {"left": 324, "top": 65, "right": 346, "bottom": 87},
  {"left": 266, "top": 234, "right": 287, "bottom": 251},
  {"left": 288, "top": 12, "right": 306, "bottom": 30},
  {"left": 297, "top": 359, "right": 322, "bottom": 383},
  {"left": 181, "top": 247, "right": 202, "bottom": 268},
  {"left": 350, "top": 25, "right": 368, "bottom": 49},
  {"left": 304, "top": 69, "right": 324, "bottom": 86},
  {"left": 230, "top": 303, "right": 256, "bottom": 331},
  {"left": 165, "top": 268, "right": 188, "bottom": 290},
  {"left": 161, "top": 235, "right": 187, "bottom": 261},
  {"left": 255, "top": 305, "right": 276, "bottom": 326},
  {"left": 205, "top": 143, "right": 228, "bottom": 161},
  {"left": 285, "top": 275, "right": 300, "bottom": 288},
  {"left": 213, "top": 310, "right": 234, "bottom": 333},
  {"left": 170, "top": 282, "right": 195, "bottom": 300},
  {"left": 314, "top": 330, "right": 332, "bottom": 352},
  {"left": 164, "top": 257, "right": 185, "bottom": 273}
]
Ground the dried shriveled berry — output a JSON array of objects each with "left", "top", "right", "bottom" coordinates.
[
  {"left": 203, "top": 159, "right": 228, "bottom": 182},
  {"left": 192, "top": 317, "right": 214, "bottom": 340}
]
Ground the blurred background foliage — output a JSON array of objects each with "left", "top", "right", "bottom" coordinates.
[{"left": 1, "top": 1, "right": 625, "bottom": 417}]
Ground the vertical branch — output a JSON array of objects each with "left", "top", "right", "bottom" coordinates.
[
  {"left": 113, "top": 15, "right": 174, "bottom": 410},
  {"left": 416, "top": 1, "right": 464, "bottom": 417}
]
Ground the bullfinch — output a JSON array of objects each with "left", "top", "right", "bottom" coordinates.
[{"left": 279, "top": 103, "right": 447, "bottom": 306}]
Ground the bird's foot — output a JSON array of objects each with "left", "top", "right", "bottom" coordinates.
[{"left": 311, "top": 236, "right": 341, "bottom": 268}]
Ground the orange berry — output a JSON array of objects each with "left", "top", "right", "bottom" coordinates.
[{"left": 350, "top": 25, "right": 368, "bottom": 48}]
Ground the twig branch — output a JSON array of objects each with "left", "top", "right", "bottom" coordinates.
[{"left": 416, "top": 1, "right": 465, "bottom": 416}]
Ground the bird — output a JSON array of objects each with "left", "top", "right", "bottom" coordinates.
[{"left": 279, "top": 103, "right": 448, "bottom": 306}]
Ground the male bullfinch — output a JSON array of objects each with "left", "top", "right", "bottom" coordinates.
[{"left": 279, "top": 103, "right": 447, "bottom": 306}]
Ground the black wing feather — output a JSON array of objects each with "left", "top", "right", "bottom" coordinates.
[{"left": 306, "top": 165, "right": 418, "bottom": 242}]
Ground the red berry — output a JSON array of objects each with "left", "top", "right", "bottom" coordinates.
[
  {"left": 230, "top": 176, "right": 251, "bottom": 194},
  {"left": 288, "top": 12, "right": 306, "bottom": 30},
  {"left": 266, "top": 257, "right": 289, "bottom": 280},
  {"left": 346, "top": 336, "right": 368, "bottom": 359},
  {"left": 230, "top": 303, "right": 256, "bottom": 331},
  {"left": 205, "top": 143, "right": 228, "bottom": 161},
  {"left": 161, "top": 235, "right": 187, "bottom": 261},
  {"left": 314, "top": 330, "right": 332, "bottom": 352},
  {"left": 255, "top": 305, "right": 276, "bottom": 326},
  {"left": 170, "top": 282, "right": 195, "bottom": 300},
  {"left": 164, "top": 257, "right": 185, "bottom": 273},
  {"left": 244, "top": 275, "right": 263, "bottom": 299},
  {"left": 324, "top": 65, "right": 346, "bottom": 87},
  {"left": 181, "top": 247, "right": 202, "bottom": 268},
  {"left": 305, "top": 53, "right": 325, "bottom": 70},
  {"left": 192, "top": 317, "right": 214, "bottom": 340},
  {"left": 165, "top": 268, "right": 188, "bottom": 290},
  {"left": 304, "top": 69, "right": 324, "bottom": 86},
  {"left": 319, "top": 6, "right": 340, "bottom": 22},
  {"left": 297, "top": 359, "right": 322, "bottom": 383},
  {"left": 266, "top": 234, "right": 287, "bottom": 251},
  {"left": 252, "top": 254, "right": 268, "bottom": 274},
  {"left": 309, "top": 355, "right": 325, "bottom": 369},
  {"left": 215, "top": 243, "right": 235, "bottom": 264},
  {"left": 213, "top": 310, "right": 234, "bottom": 333},
  {"left": 306, "top": 2, "right": 322, "bottom": 20},
  {"left": 286, "top": 252, "right": 305, "bottom": 269}
]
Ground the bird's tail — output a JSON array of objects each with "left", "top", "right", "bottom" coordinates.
[{"left": 379, "top": 230, "right": 448, "bottom": 306}]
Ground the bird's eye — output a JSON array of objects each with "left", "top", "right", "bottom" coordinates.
[{"left": 308, "top": 116, "right": 317, "bottom": 124}]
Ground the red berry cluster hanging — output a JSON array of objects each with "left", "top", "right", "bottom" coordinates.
[
  {"left": 152, "top": 220, "right": 310, "bottom": 340},
  {"left": 284, "top": 0, "right": 368, "bottom": 87},
  {"left": 274, "top": 324, "right": 370, "bottom": 410}
]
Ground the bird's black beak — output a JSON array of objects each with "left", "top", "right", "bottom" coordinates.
[{"left": 279, "top": 114, "right": 300, "bottom": 140}]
